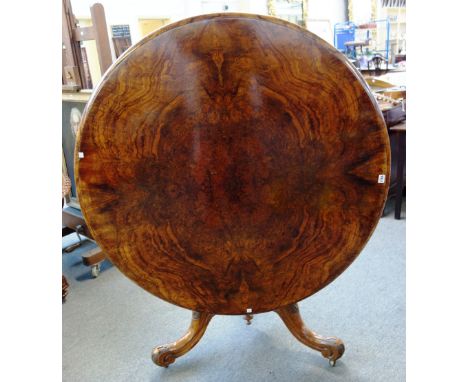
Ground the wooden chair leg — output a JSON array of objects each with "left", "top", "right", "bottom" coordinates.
[
  {"left": 275, "top": 303, "right": 345, "bottom": 366},
  {"left": 394, "top": 130, "right": 406, "bottom": 219},
  {"left": 152, "top": 311, "right": 214, "bottom": 367},
  {"left": 81, "top": 246, "right": 106, "bottom": 278}
]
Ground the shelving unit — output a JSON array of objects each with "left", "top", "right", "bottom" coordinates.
[{"left": 378, "top": 2, "right": 406, "bottom": 61}]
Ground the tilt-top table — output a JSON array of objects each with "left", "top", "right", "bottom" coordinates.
[{"left": 75, "top": 13, "right": 390, "bottom": 368}]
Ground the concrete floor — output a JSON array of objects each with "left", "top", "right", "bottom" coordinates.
[{"left": 63, "top": 201, "right": 405, "bottom": 382}]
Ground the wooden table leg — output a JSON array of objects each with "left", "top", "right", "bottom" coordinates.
[
  {"left": 394, "top": 130, "right": 406, "bottom": 219},
  {"left": 152, "top": 311, "right": 214, "bottom": 367},
  {"left": 275, "top": 303, "right": 345, "bottom": 366}
]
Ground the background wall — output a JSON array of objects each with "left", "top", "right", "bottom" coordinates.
[
  {"left": 307, "top": 0, "right": 347, "bottom": 43},
  {"left": 70, "top": 0, "right": 348, "bottom": 85}
]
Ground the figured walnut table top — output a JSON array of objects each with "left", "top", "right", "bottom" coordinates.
[{"left": 76, "top": 14, "right": 390, "bottom": 315}]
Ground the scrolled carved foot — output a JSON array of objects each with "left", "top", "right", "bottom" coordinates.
[
  {"left": 151, "top": 311, "right": 214, "bottom": 367},
  {"left": 152, "top": 345, "right": 176, "bottom": 367},
  {"left": 320, "top": 337, "right": 345, "bottom": 366},
  {"left": 275, "top": 303, "right": 345, "bottom": 366}
]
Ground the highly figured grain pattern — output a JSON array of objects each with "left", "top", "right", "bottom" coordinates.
[{"left": 76, "top": 13, "right": 390, "bottom": 315}]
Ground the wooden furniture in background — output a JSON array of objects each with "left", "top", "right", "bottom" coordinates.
[
  {"left": 379, "top": 97, "right": 406, "bottom": 219},
  {"left": 389, "top": 122, "right": 406, "bottom": 219},
  {"left": 371, "top": 82, "right": 406, "bottom": 219},
  {"left": 62, "top": 93, "right": 106, "bottom": 277},
  {"left": 62, "top": 0, "right": 112, "bottom": 91},
  {"left": 62, "top": 174, "right": 72, "bottom": 302},
  {"left": 62, "top": 91, "right": 92, "bottom": 208},
  {"left": 111, "top": 24, "right": 132, "bottom": 58},
  {"left": 76, "top": 14, "right": 390, "bottom": 368},
  {"left": 62, "top": 206, "right": 106, "bottom": 277}
]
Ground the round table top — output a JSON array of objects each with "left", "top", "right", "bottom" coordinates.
[{"left": 76, "top": 14, "right": 390, "bottom": 315}]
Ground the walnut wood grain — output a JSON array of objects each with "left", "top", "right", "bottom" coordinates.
[
  {"left": 152, "top": 311, "right": 214, "bottom": 367},
  {"left": 76, "top": 13, "right": 390, "bottom": 315},
  {"left": 275, "top": 303, "right": 345, "bottom": 365}
]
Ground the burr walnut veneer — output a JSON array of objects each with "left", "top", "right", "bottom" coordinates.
[{"left": 76, "top": 14, "right": 390, "bottom": 367}]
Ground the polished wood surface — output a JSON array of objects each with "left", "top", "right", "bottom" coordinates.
[{"left": 76, "top": 14, "right": 390, "bottom": 315}]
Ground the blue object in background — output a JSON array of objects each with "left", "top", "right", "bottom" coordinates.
[
  {"left": 334, "top": 19, "right": 391, "bottom": 63},
  {"left": 334, "top": 21, "right": 356, "bottom": 52}
]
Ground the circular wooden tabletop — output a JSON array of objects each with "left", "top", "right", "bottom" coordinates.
[{"left": 76, "top": 14, "right": 390, "bottom": 315}]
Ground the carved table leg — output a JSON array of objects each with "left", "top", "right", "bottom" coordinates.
[
  {"left": 275, "top": 303, "right": 345, "bottom": 366},
  {"left": 152, "top": 311, "right": 214, "bottom": 367}
]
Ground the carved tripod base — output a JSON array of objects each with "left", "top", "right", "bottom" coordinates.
[
  {"left": 152, "top": 303, "right": 344, "bottom": 367},
  {"left": 274, "top": 303, "right": 345, "bottom": 366}
]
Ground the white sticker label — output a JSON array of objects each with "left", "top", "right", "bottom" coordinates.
[
  {"left": 78, "top": 152, "right": 84, "bottom": 158},
  {"left": 378, "top": 174, "right": 386, "bottom": 184},
  {"left": 246, "top": 308, "right": 252, "bottom": 313}
]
